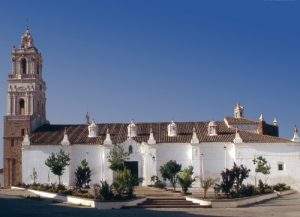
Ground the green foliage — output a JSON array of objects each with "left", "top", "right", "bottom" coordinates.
[
  {"left": 99, "top": 181, "right": 114, "bottom": 201},
  {"left": 272, "top": 183, "right": 291, "bottom": 192},
  {"left": 177, "top": 166, "right": 195, "bottom": 194},
  {"left": 150, "top": 175, "right": 166, "bottom": 189},
  {"left": 75, "top": 159, "right": 92, "bottom": 188},
  {"left": 112, "top": 169, "right": 139, "bottom": 199},
  {"left": 160, "top": 160, "right": 182, "bottom": 191},
  {"left": 215, "top": 163, "right": 250, "bottom": 198},
  {"left": 253, "top": 156, "right": 271, "bottom": 185},
  {"left": 107, "top": 144, "right": 129, "bottom": 171},
  {"left": 200, "top": 177, "right": 217, "bottom": 199},
  {"left": 258, "top": 179, "right": 273, "bottom": 194},
  {"left": 232, "top": 163, "right": 250, "bottom": 193},
  {"left": 237, "top": 184, "right": 256, "bottom": 197},
  {"left": 45, "top": 149, "right": 70, "bottom": 185}
]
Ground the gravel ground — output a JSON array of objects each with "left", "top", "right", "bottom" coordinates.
[{"left": 0, "top": 189, "right": 299, "bottom": 217}]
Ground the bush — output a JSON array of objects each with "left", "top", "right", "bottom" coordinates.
[
  {"left": 177, "top": 166, "right": 195, "bottom": 194},
  {"left": 272, "top": 183, "right": 291, "bottom": 192},
  {"left": 112, "top": 169, "right": 139, "bottom": 199},
  {"left": 75, "top": 159, "right": 92, "bottom": 189},
  {"left": 258, "top": 179, "right": 273, "bottom": 194},
  {"left": 160, "top": 160, "right": 182, "bottom": 191},
  {"left": 98, "top": 181, "right": 114, "bottom": 201},
  {"left": 215, "top": 163, "right": 250, "bottom": 198},
  {"left": 238, "top": 184, "right": 257, "bottom": 197},
  {"left": 150, "top": 176, "right": 166, "bottom": 189},
  {"left": 200, "top": 177, "right": 217, "bottom": 199}
]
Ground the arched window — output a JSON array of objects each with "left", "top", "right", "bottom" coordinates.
[
  {"left": 21, "top": 58, "right": 27, "bottom": 74},
  {"left": 19, "top": 99, "right": 25, "bottom": 115}
]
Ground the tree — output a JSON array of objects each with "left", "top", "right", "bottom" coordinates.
[
  {"left": 45, "top": 149, "right": 70, "bottom": 185},
  {"left": 75, "top": 159, "right": 92, "bottom": 188},
  {"left": 177, "top": 166, "right": 195, "bottom": 194},
  {"left": 107, "top": 144, "right": 129, "bottom": 172},
  {"left": 30, "top": 168, "right": 38, "bottom": 184},
  {"left": 253, "top": 156, "right": 271, "bottom": 186},
  {"left": 232, "top": 163, "right": 250, "bottom": 193},
  {"left": 160, "top": 160, "right": 182, "bottom": 191},
  {"left": 200, "top": 177, "right": 216, "bottom": 199},
  {"left": 215, "top": 163, "right": 250, "bottom": 198}
]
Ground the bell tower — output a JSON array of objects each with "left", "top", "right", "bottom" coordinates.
[{"left": 3, "top": 28, "right": 48, "bottom": 187}]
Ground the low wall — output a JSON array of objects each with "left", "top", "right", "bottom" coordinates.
[
  {"left": 211, "top": 192, "right": 278, "bottom": 208},
  {"left": 185, "top": 196, "right": 212, "bottom": 207},
  {"left": 11, "top": 186, "right": 146, "bottom": 209}
]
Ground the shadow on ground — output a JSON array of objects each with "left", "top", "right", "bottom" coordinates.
[{"left": 0, "top": 195, "right": 224, "bottom": 217}]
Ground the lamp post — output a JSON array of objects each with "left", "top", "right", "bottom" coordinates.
[
  {"left": 224, "top": 145, "right": 227, "bottom": 169},
  {"left": 200, "top": 153, "right": 204, "bottom": 179}
]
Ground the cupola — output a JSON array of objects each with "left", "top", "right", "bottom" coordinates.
[
  {"left": 127, "top": 120, "right": 137, "bottom": 138},
  {"left": 167, "top": 120, "right": 177, "bottom": 137},
  {"left": 273, "top": 118, "right": 278, "bottom": 126},
  {"left": 208, "top": 120, "right": 218, "bottom": 136},
  {"left": 234, "top": 103, "right": 244, "bottom": 119},
  {"left": 88, "top": 120, "right": 98, "bottom": 138},
  {"left": 21, "top": 27, "right": 35, "bottom": 49}
]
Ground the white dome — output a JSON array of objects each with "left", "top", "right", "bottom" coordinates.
[
  {"left": 208, "top": 120, "right": 217, "bottom": 127},
  {"left": 208, "top": 120, "right": 218, "bottom": 136}
]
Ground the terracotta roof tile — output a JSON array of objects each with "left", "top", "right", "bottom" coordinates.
[{"left": 29, "top": 121, "right": 291, "bottom": 145}]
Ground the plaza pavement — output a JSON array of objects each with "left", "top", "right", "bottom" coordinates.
[{"left": 0, "top": 190, "right": 299, "bottom": 217}]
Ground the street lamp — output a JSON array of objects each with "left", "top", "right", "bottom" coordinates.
[{"left": 224, "top": 145, "right": 227, "bottom": 169}]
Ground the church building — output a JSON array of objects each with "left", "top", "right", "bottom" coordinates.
[{"left": 3, "top": 29, "right": 300, "bottom": 190}]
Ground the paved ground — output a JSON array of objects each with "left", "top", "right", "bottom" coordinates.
[{"left": 0, "top": 190, "right": 299, "bottom": 217}]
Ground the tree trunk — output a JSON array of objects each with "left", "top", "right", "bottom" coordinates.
[{"left": 58, "top": 175, "right": 61, "bottom": 185}]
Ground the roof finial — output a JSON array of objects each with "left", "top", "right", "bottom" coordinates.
[
  {"left": 259, "top": 113, "right": 264, "bottom": 122},
  {"left": 292, "top": 125, "right": 300, "bottom": 142},
  {"left": 85, "top": 112, "right": 90, "bottom": 124},
  {"left": 273, "top": 118, "right": 278, "bottom": 126}
]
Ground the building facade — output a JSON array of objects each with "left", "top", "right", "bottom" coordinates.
[{"left": 4, "top": 30, "right": 300, "bottom": 190}]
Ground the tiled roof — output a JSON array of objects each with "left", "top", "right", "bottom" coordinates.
[
  {"left": 29, "top": 121, "right": 291, "bottom": 145},
  {"left": 225, "top": 117, "right": 259, "bottom": 126}
]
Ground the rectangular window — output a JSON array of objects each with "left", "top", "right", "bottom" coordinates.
[
  {"left": 21, "top": 129, "right": 25, "bottom": 137},
  {"left": 11, "top": 139, "right": 14, "bottom": 147},
  {"left": 278, "top": 163, "right": 284, "bottom": 171}
]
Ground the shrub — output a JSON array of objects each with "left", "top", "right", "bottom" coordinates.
[
  {"left": 98, "top": 181, "right": 113, "bottom": 201},
  {"left": 258, "top": 179, "right": 273, "bottom": 194},
  {"left": 272, "top": 183, "right": 291, "bottom": 192},
  {"left": 150, "top": 176, "right": 166, "bottom": 189},
  {"left": 215, "top": 163, "right": 250, "bottom": 198},
  {"left": 177, "top": 166, "right": 195, "bottom": 194},
  {"left": 112, "top": 169, "right": 138, "bottom": 199},
  {"left": 238, "top": 184, "right": 257, "bottom": 197},
  {"left": 45, "top": 149, "right": 70, "bottom": 185},
  {"left": 160, "top": 160, "right": 182, "bottom": 191},
  {"left": 200, "top": 177, "right": 217, "bottom": 199},
  {"left": 75, "top": 159, "right": 92, "bottom": 189}
]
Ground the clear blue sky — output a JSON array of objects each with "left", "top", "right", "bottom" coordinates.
[{"left": 0, "top": 1, "right": 300, "bottom": 167}]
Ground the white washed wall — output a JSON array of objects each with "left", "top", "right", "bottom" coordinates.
[
  {"left": 22, "top": 145, "right": 71, "bottom": 185},
  {"left": 236, "top": 143, "right": 300, "bottom": 190}
]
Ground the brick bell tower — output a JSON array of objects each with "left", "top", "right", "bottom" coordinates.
[{"left": 3, "top": 28, "right": 48, "bottom": 187}]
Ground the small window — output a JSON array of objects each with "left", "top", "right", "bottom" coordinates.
[
  {"left": 128, "top": 145, "right": 133, "bottom": 154},
  {"left": 21, "top": 129, "right": 25, "bottom": 137},
  {"left": 278, "top": 163, "right": 284, "bottom": 171},
  {"left": 11, "top": 139, "right": 14, "bottom": 147}
]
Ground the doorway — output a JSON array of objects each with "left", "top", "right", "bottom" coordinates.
[{"left": 124, "top": 161, "right": 139, "bottom": 185}]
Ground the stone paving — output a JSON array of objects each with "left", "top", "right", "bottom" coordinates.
[{"left": 0, "top": 189, "right": 299, "bottom": 217}]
